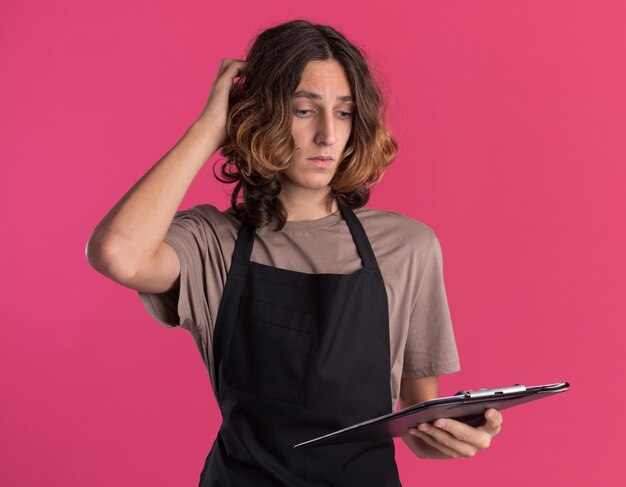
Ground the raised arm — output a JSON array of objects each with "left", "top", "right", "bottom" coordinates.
[{"left": 85, "top": 58, "right": 247, "bottom": 294}]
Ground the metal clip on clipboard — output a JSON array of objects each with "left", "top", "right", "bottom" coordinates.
[{"left": 454, "top": 384, "right": 527, "bottom": 399}]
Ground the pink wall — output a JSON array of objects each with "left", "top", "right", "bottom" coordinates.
[{"left": 1, "top": 1, "right": 623, "bottom": 485}]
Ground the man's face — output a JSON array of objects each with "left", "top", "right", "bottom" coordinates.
[{"left": 280, "top": 59, "right": 354, "bottom": 193}]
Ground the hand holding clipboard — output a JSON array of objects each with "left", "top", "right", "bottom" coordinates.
[{"left": 293, "top": 381, "right": 569, "bottom": 450}]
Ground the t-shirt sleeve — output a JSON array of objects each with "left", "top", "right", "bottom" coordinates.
[
  {"left": 402, "top": 230, "right": 461, "bottom": 378},
  {"left": 137, "top": 206, "right": 209, "bottom": 332}
]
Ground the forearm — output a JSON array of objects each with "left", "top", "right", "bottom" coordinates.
[
  {"left": 398, "top": 376, "right": 448, "bottom": 459},
  {"left": 86, "top": 120, "right": 222, "bottom": 276}
]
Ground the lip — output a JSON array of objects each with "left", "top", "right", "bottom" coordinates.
[{"left": 307, "top": 157, "right": 334, "bottom": 167}]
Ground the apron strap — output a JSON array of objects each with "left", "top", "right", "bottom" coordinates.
[
  {"left": 232, "top": 215, "right": 256, "bottom": 264},
  {"left": 337, "top": 201, "right": 379, "bottom": 271}
]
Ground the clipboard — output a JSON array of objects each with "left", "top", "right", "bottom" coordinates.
[{"left": 293, "top": 381, "right": 569, "bottom": 449}]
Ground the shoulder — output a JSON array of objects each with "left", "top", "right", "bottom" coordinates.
[
  {"left": 354, "top": 206, "right": 437, "bottom": 255},
  {"left": 174, "top": 203, "right": 234, "bottom": 223},
  {"left": 173, "top": 204, "right": 240, "bottom": 229},
  {"left": 168, "top": 203, "right": 242, "bottom": 247}
]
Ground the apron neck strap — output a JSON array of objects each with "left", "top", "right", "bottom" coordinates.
[
  {"left": 337, "top": 201, "right": 379, "bottom": 270},
  {"left": 232, "top": 202, "right": 379, "bottom": 271}
]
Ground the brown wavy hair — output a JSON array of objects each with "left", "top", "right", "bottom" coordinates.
[{"left": 214, "top": 19, "right": 398, "bottom": 230}]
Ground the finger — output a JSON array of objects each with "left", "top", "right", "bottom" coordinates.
[
  {"left": 478, "top": 409, "right": 503, "bottom": 436},
  {"left": 217, "top": 58, "right": 247, "bottom": 78},
  {"left": 430, "top": 418, "right": 492, "bottom": 451},
  {"left": 230, "top": 60, "right": 248, "bottom": 75},
  {"left": 409, "top": 427, "right": 460, "bottom": 458},
  {"left": 417, "top": 422, "right": 479, "bottom": 457}
]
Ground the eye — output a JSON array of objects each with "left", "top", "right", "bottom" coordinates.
[
  {"left": 293, "top": 109, "right": 353, "bottom": 119},
  {"left": 294, "top": 109, "right": 313, "bottom": 117}
]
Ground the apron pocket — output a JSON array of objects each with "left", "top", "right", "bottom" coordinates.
[{"left": 223, "top": 295, "right": 316, "bottom": 404}]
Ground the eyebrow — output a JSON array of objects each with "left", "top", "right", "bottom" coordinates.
[{"left": 293, "top": 90, "right": 354, "bottom": 103}]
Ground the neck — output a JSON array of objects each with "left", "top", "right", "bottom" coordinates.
[{"left": 278, "top": 188, "right": 338, "bottom": 222}]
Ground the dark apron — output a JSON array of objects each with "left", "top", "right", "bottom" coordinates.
[{"left": 199, "top": 201, "right": 402, "bottom": 486}]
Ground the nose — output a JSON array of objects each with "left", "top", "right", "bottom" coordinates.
[{"left": 314, "top": 110, "right": 337, "bottom": 146}]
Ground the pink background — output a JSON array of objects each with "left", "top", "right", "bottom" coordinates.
[{"left": 1, "top": 1, "right": 623, "bottom": 485}]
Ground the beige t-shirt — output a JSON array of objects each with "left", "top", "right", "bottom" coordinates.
[{"left": 138, "top": 204, "right": 461, "bottom": 411}]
